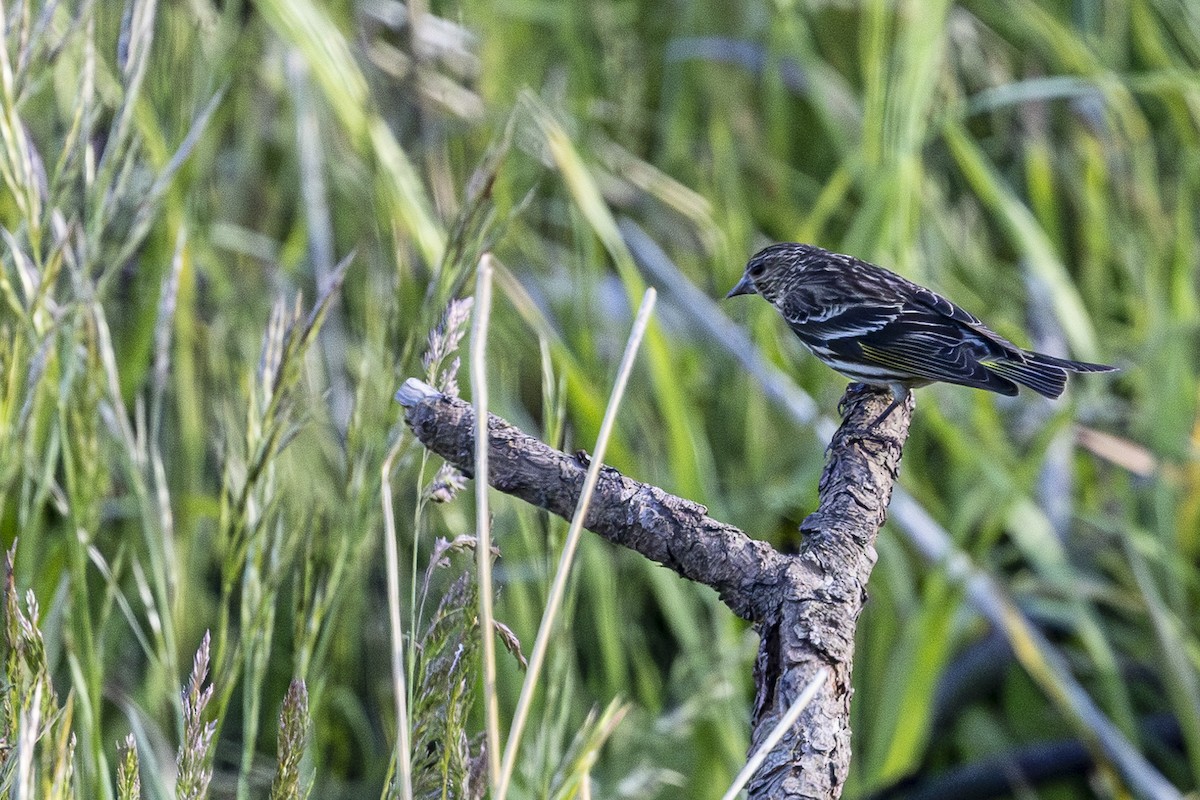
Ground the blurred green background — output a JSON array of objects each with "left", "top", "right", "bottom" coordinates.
[{"left": 1, "top": 0, "right": 1198, "bottom": 798}]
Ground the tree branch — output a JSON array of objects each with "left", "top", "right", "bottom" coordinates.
[{"left": 395, "top": 377, "right": 914, "bottom": 799}]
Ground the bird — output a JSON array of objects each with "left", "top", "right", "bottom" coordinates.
[{"left": 725, "top": 242, "right": 1116, "bottom": 423}]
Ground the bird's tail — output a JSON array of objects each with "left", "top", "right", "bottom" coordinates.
[
  {"left": 984, "top": 352, "right": 1117, "bottom": 400},
  {"left": 1027, "top": 352, "right": 1118, "bottom": 374}
]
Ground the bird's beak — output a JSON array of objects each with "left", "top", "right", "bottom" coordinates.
[{"left": 725, "top": 274, "right": 757, "bottom": 298}]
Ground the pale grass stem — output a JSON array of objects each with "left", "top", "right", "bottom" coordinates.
[
  {"left": 381, "top": 439, "right": 414, "bottom": 800},
  {"left": 470, "top": 255, "right": 503, "bottom": 789},
  {"left": 381, "top": 280, "right": 476, "bottom": 800},
  {"left": 719, "top": 668, "right": 828, "bottom": 800},
  {"left": 495, "top": 287, "right": 658, "bottom": 800},
  {"left": 15, "top": 682, "right": 41, "bottom": 800},
  {"left": 150, "top": 226, "right": 188, "bottom": 564}
]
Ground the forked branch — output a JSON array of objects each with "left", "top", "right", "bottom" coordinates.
[{"left": 395, "top": 377, "right": 913, "bottom": 799}]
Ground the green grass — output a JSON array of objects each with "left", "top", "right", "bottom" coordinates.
[{"left": 2, "top": 0, "right": 1199, "bottom": 798}]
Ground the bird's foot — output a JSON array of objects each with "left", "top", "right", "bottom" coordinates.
[
  {"left": 840, "top": 383, "right": 912, "bottom": 429},
  {"left": 838, "top": 382, "right": 877, "bottom": 416},
  {"left": 868, "top": 388, "right": 915, "bottom": 429},
  {"left": 868, "top": 397, "right": 902, "bottom": 428}
]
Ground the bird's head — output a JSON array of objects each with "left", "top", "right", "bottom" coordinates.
[{"left": 725, "top": 243, "right": 822, "bottom": 304}]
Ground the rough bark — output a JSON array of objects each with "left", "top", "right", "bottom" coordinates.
[{"left": 395, "top": 377, "right": 913, "bottom": 799}]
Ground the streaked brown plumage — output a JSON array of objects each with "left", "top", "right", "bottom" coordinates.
[{"left": 726, "top": 243, "right": 1115, "bottom": 420}]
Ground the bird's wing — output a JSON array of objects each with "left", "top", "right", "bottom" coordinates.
[
  {"left": 909, "top": 285, "right": 1026, "bottom": 361},
  {"left": 778, "top": 297, "right": 905, "bottom": 338},
  {"left": 776, "top": 266, "right": 1027, "bottom": 391},
  {"left": 813, "top": 305, "right": 1021, "bottom": 393},
  {"left": 782, "top": 259, "right": 1011, "bottom": 345},
  {"left": 910, "top": 284, "right": 983, "bottom": 325}
]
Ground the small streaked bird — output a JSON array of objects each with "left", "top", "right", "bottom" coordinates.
[{"left": 726, "top": 243, "right": 1116, "bottom": 422}]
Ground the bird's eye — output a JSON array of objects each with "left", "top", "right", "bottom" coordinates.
[{"left": 748, "top": 262, "right": 766, "bottom": 278}]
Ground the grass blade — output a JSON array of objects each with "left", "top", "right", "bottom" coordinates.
[
  {"left": 495, "top": 287, "right": 658, "bottom": 800},
  {"left": 720, "top": 668, "right": 828, "bottom": 800},
  {"left": 471, "top": 255, "right": 504, "bottom": 790}
]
